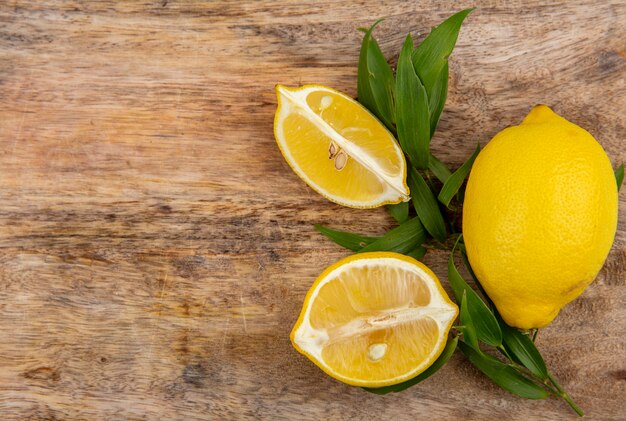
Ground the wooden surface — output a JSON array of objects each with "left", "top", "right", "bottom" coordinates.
[{"left": 0, "top": 1, "right": 624, "bottom": 419}]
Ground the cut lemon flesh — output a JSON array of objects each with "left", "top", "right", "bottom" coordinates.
[
  {"left": 291, "top": 252, "right": 458, "bottom": 387},
  {"left": 274, "top": 84, "right": 409, "bottom": 208}
]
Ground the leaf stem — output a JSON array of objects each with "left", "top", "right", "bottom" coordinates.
[
  {"left": 503, "top": 361, "right": 563, "bottom": 400},
  {"left": 499, "top": 350, "right": 548, "bottom": 385},
  {"left": 540, "top": 379, "right": 561, "bottom": 396},
  {"left": 494, "top": 346, "right": 561, "bottom": 397},
  {"left": 547, "top": 372, "right": 584, "bottom": 417}
]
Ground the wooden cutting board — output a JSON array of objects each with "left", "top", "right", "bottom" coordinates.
[{"left": 0, "top": 1, "right": 624, "bottom": 419}]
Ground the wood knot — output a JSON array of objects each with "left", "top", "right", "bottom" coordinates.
[
  {"left": 23, "top": 367, "right": 60, "bottom": 382},
  {"left": 158, "top": 204, "right": 173, "bottom": 213},
  {"left": 182, "top": 363, "right": 206, "bottom": 387}
]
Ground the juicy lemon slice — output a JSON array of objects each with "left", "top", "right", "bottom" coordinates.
[
  {"left": 290, "top": 252, "right": 458, "bottom": 387},
  {"left": 274, "top": 84, "right": 410, "bottom": 208}
]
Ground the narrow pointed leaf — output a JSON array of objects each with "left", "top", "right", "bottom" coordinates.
[
  {"left": 428, "top": 154, "right": 452, "bottom": 183},
  {"left": 449, "top": 251, "right": 502, "bottom": 347},
  {"left": 387, "top": 201, "right": 409, "bottom": 224},
  {"left": 460, "top": 292, "right": 479, "bottom": 349},
  {"left": 406, "top": 245, "right": 427, "bottom": 261},
  {"left": 408, "top": 169, "right": 447, "bottom": 241},
  {"left": 615, "top": 164, "right": 624, "bottom": 191},
  {"left": 315, "top": 224, "right": 380, "bottom": 251},
  {"left": 396, "top": 34, "right": 431, "bottom": 169},
  {"left": 429, "top": 62, "right": 449, "bottom": 136},
  {"left": 447, "top": 252, "right": 470, "bottom": 304},
  {"left": 357, "top": 19, "right": 396, "bottom": 132},
  {"left": 499, "top": 318, "right": 548, "bottom": 380},
  {"left": 363, "top": 336, "right": 458, "bottom": 395},
  {"left": 459, "top": 342, "right": 549, "bottom": 399},
  {"left": 412, "top": 9, "right": 473, "bottom": 101},
  {"left": 358, "top": 217, "right": 426, "bottom": 254},
  {"left": 438, "top": 144, "right": 480, "bottom": 208}
]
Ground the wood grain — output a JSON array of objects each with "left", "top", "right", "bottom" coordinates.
[{"left": 0, "top": 1, "right": 624, "bottom": 419}]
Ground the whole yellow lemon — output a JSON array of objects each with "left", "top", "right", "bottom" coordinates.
[{"left": 463, "top": 105, "right": 618, "bottom": 329}]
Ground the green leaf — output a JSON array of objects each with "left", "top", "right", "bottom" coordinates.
[
  {"left": 412, "top": 9, "right": 473, "bottom": 102},
  {"left": 455, "top": 276, "right": 502, "bottom": 348},
  {"left": 315, "top": 224, "right": 380, "bottom": 252},
  {"left": 363, "top": 336, "right": 458, "bottom": 395},
  {"left": 499, "top": 318, "right": 548, "bottom": 380},
  {"left": 615, "top": 164, "right": 624, "bottom": 191},
  {"left": 448, "top": 252, "right": 473, "bottom": 304},
  {"left": 460, "top": 292, "right": 479, "bottom": 349},
  {"left": 428, "top": 62, "right": 448, "bottom": 137},
  {"left": 357, "top": 19, "right": 396, "bottom": 132},
  {"left": 428, "top": 154, "right": 452, "bottom": 183},
  {"left": 387, "top": 201, "right": 409, "bottom": 223},
  {"left": 406, "top": 245, "right": 427, "bottom": 261},
  {"left": 448, "top": 250, "right": 502, "bottom": 347},
  {"left": 395, "top": 34, "right": 431, "bottom": 169},
  {"left": 458, "top": 342, "right": 549, "bottom": 400},
  {"left": 438, "top": 144, "right": 480, "bottom": 208},
  {"left": 358, "top": 217, "right": 426, "bottom": 254},
  {"left": 407, "top": 169, "right": 447, "bottom": 241}
]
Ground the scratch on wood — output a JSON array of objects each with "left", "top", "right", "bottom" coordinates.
[
  {"left": 11, "top": 84, "right": 31, "bottom": 161},
  {"left": 239, "top": 292, "right": 248, "bottom": 334},
  {"left": 159, "top": 272, "right": 169, "bottom": 303},
  {"left": 221, "top": 317, "right": 230, "bottom": 354}
]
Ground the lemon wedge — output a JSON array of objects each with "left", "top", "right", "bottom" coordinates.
[{"left": 274, "top": 84, "right": 409, "bottom": 208}]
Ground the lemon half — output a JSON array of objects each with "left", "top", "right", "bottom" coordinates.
[{"left": 291, "top": 252, "right": 458, "bottom": 387}]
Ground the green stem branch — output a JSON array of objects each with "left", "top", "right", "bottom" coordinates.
[{"left": 547, "top": 372, "right": 584, "bottom": 417}]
